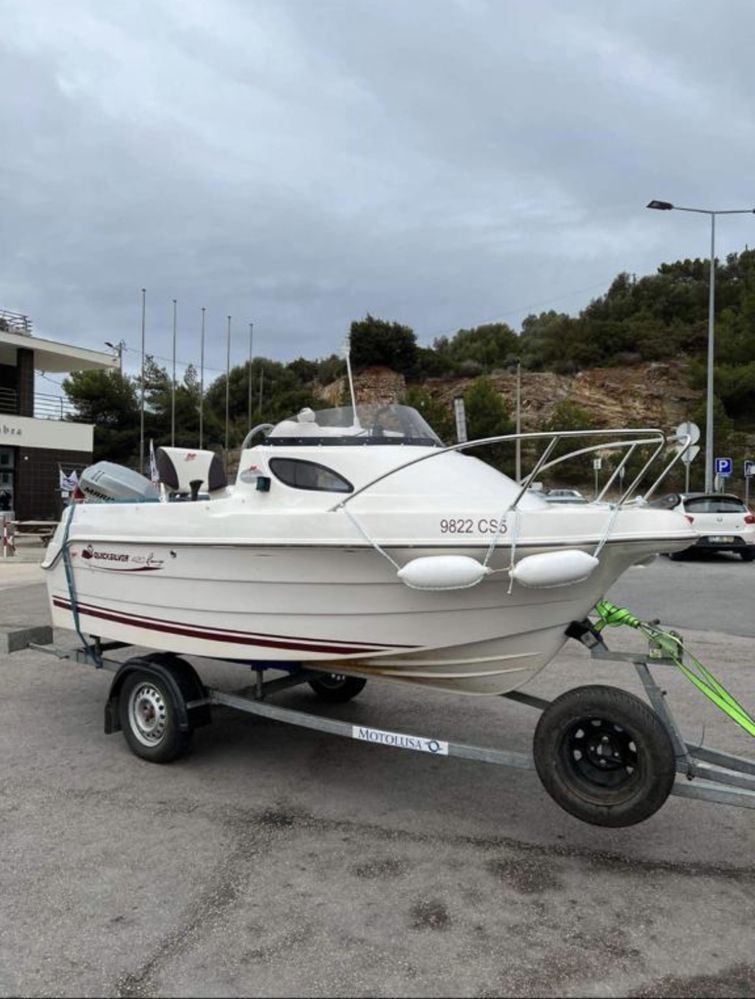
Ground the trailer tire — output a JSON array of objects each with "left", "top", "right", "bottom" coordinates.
[
  {"left": 308, "top": 673, "right": 367, "bottom": 703},
  {"left": 118, "top": 669, "right": 192, "bottom": 763},
  {"left": 533, "top": 684, "right": 676, "bottom": 827}
]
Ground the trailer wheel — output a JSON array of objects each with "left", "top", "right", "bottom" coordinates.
[
  {"left": 533, "top": 684, "right": 676, "bottom": 827},
  {"left": 308, "top": 673, "right": 367, "bottom": 703},
  {"left": 118, "top": 670, "right": 192, "bottom": 763}
]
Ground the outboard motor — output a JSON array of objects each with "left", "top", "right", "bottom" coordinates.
[{"left": 78, "top": 461, "right": 160, "bottom": 502}]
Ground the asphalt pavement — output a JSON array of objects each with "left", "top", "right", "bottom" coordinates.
[
  {"left": 608, "top": 553, "right": 755, "bottom": 638},
  {"left": 0, "top": 555, "right": 753, "bottom": 997}
]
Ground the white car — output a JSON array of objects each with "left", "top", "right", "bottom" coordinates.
[
  {"left": 649, "top": 492, "right": 755, "bottom": 561},
  {"left": 544, "top": 488, "right": 588, "bottom": 505}
]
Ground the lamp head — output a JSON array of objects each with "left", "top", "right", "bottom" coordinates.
[{"left": 647, "top": 200, "right": 674, "bottom": 211}]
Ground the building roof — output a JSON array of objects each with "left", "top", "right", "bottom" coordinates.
[{"left": 0, "top": 328, "right": 118, "bottom": 373}]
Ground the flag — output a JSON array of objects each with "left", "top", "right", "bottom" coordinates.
[
  {"left": 59, "top": 469, "right": 79, "bottom": 492},
  {"left": 149, "top": 439, "right": 159, "bottom": 485}
]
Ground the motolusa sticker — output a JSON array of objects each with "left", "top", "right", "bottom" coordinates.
[{"left": 352, "top": 725, "right": 449, "bottom": 755}]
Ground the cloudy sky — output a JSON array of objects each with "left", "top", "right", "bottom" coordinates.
[{"left": 2, "top": 0, "right": 755, "bottom": 386}]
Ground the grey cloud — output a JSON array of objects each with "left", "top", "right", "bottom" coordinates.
[{"left": 2, "top": 0, "right": 755, "bottom": 382}]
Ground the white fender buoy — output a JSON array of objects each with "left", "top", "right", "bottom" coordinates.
[
  {"left": 398, "top": 555, "right": 492, "bottom": 590},
  {"left": 509, "top": 549, "right": 599, "bottom": 588}
]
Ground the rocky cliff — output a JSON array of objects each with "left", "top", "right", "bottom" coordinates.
[{"left": 322, "top": 360, "right": 701, "bottom": 432}]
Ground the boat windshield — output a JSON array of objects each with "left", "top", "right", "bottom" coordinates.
[{"left": 267, "top": 404, "right": 443, "bottom": 447}]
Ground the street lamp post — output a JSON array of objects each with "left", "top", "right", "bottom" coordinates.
[
  {"left": 646, "top": 200, "right": 755, "bottom": 492},
  {"left": 199, "top": 307, "right": 206, "bottom": 449},
  {"left": 515, "top": 359, "right": 522, "bottom": 482},
  {"left": 171, "top": 298, "right": 177, "bottom": 447},
  {"left": 104, "top": 340, "right": 124, "bottom": 375},
  {"left": 225, "top": 315, "right": 232, "bottom": 460},
  {"left": 510, "top": 357, "right": 522, "bottom": 482},
  {"left": 248, "top": 322, "right": 254, "bottom": 430},
  {"left": 139, "top": 288, "right": 146, "bottom": 475}
]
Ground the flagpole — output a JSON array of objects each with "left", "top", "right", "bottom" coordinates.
[
  {"left": 252, "top": 323, "right": 254, "bottom": 427},
  {"left": 171, "top": 298, "right": 177, "bottom": 447},
  {"left": 199, "top": 307, "right": 206, "bottom": 449},
  {"left": 139, "top": 288, "right": 146, "bottom": 474},
  {"left": 149, "top": 439, "right": 164, "bottom": 501},
  {"left": 225, "top": 315, "right": 231, "bottom": 459}
]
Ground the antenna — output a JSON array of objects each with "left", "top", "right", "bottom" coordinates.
[{"left": 342, "top": 336, "right": 359, "bottom": 422}]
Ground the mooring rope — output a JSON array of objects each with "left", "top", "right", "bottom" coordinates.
[{"left": 60, "top": 503, "right": 102, "bottom": 667}]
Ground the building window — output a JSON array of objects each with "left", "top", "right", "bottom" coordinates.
[{"left": 0, "top": 447, "right": 13, "bottom": 512}]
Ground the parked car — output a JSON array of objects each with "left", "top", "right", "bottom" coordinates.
[
  {"left": 544, "top": 488, "right": 588, "bottom": 505},
  {"left": 648, "top": 492, "right": 755, "bottom": 561}
]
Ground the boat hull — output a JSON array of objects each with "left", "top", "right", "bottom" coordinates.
[{"left": 46, "top": 538, "right": 660, "bottom": 695}]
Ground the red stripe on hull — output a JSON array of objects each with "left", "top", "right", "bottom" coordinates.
[{"left": 52, "top": 596, "right": 413, "bottom": 656}]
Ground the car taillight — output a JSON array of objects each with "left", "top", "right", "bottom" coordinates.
[
  {"left": 685, "top": 514, "right": 695, "bottom": 524},
  {"left": 745, "top": 514, "right": 755, "bottom": 525}
]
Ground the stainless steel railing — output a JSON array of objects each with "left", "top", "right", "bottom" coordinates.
[
  {"left": 0, "top": 309, "right": 33, "bottom": 335},
  {"left": 34, "top": 393, "right": 77, "bottom": 421},
  {"left": 0, "top": 389, "right": 79, "bottom": 420},
  {"left": 331, "top": 427, "right": 691, "bottom": 513}
]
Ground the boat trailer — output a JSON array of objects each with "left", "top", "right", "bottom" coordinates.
[{"left": 20, "top": 618, "right": 755, "bottom": 829}]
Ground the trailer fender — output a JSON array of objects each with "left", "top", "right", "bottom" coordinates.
[{"left": 104, "top": 654, "right": 211, "bottom": 735}]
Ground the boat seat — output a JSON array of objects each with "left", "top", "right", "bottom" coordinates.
[{"left": 155, "top": 447, "right": 227, "bottom": 496}]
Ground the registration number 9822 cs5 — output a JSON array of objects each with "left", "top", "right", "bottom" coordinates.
[{"left": 439, "top": 518, "right": 508, "bottom": 535}]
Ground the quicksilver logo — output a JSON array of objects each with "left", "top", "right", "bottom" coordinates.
[{"left": 81, "top": 544, "right": 128, "bottom": 562}]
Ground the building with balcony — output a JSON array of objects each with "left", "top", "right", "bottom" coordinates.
[{"left": 0, "top": 309, "right": 117, "bottom": 521}]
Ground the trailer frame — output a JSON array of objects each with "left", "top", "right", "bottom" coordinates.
[{"left": 23, "top": 625, "right": 755, "bottom": 824}]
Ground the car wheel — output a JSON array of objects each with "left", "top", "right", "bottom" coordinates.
[{"left": 740, "top": 550, "right": 755, "bottom": 562}]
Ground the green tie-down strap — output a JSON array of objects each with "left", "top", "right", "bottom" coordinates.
[{"left": 594, "top": 600, "right": 755, "bottom": 738}]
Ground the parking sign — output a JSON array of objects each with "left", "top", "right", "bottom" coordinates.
[{"left": 715, "top": 457, "right": 733, "bottom": 477}]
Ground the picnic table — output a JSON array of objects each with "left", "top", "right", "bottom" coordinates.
[{"left": 8, "top": 520, "right": 58, "bottom": 545}]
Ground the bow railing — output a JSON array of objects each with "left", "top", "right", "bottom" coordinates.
[{"left": 330, "top": 427, "right": 692, "bottom": 514}]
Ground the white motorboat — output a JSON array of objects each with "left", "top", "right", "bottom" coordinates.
[{"left": 42, "top": 404, "right": 696, "bottom": 695}]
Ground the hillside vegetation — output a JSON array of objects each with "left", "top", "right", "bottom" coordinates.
[{"left": 63, "top": 249, "right": 755, "bottom": 485}]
